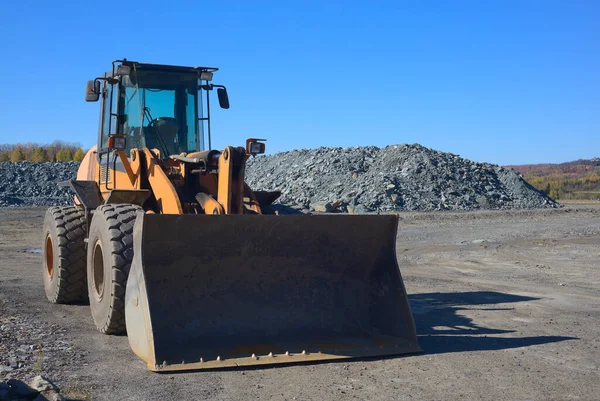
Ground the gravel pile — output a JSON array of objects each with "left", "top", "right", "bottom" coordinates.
[
  {"left": 0, "top": 162, "right": 78, "bottom": 207},
  {"left": 0, "top": 144, "right": 557, "bottom": 211},
  {"left": 246, "top": 144, "right": 557, "bottom": 212}
]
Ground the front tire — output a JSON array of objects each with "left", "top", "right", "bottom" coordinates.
[
  {"left": 86, "top": 204, "right": 142, "bottom": 334},
  {"left": 42, "top": 206, "right": 87, "bottom": 304}
]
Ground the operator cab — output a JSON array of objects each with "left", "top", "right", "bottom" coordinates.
[{"left": 85, "top": 59, "right": 229, "bottom": 159}]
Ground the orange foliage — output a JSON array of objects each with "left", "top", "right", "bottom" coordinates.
[{"left": 507, "top": 158, "right": 600, "bottom": 200}]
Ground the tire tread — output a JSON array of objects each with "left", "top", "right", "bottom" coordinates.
[
  {"left": 45, "top": 206, "right": 87, "bottom": 303},
  {"left": 91, "top": 204, "right": 142, "bottom": 334}
]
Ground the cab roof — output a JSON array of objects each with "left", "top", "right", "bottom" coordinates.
[{"left": 101, "top": 59, "right": 218, "bottom": 79}]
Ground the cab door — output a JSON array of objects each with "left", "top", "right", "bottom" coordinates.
[{"left": 97, "top": 82, "right": 119, "bottom": 192}]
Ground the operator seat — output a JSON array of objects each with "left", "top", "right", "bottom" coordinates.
[{"left": 146, "top": 117, "right": 180, "bottom": 156}]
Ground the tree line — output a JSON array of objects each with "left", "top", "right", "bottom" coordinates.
[
  {"left": 0, "top": 141, "right": 87, "bottom": 163},
  {"left": 508, "top": 158, "right": 600, "bottom": 200},
  {"left": 524, "top": 172, "right": 600, "bottom": 200}
]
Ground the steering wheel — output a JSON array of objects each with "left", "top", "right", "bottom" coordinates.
[{"left": 149, "top": 117, "right": 178, "bottom": 126}]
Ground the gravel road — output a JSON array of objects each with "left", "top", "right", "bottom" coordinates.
[{"left": 1, "top": 206, "right": 599, "bottom": 400}]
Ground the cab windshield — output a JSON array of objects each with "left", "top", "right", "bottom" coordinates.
[{"left": 119, "top": 69, "right": 200, "bottom": 156}]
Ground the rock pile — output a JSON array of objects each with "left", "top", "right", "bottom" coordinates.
[
  {"left": 0, "top": 162, "right": 78, "bottom": 207},
  {"left": 0, "top": 144, "right": 557, "bottom": 211},
  {"left": 246, "top": 144, "right": 557, "bottom": 212}
]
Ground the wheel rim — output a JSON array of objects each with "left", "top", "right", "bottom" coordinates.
[
  {"left": 92, "top": 241, "right": 105, "bottom": 301},
  {"left": 45, "top": 235, "right": 53, "bottom": 277}
]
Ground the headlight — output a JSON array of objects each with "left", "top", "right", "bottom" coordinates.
[
  {"left": 200, "top": 72, "right": 213, "bottom": 81},
  {"left": 246, "top": 138, "right": 266, "bottom": 156},
  {"left": 108, "top": 136, "right": 127, "bottom": 151},
  {"left": 250, "top": 142, "right": 265, "bottom": 155}
]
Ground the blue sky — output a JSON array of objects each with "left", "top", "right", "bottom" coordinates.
[{"left": 0, "top": 1, "right": 598, "bottom": 165}]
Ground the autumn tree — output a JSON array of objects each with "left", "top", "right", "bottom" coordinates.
[
  {"left": 30, "top": 147, "right": 49, "bottom": 162},
  {"left": 55, "top": 148, "right": 73, "bottom": 162},
  {"left": 73, "top": 148, "right": 86, "bottom": 162},
  {"left": 47, "top": 146, "right": 57, "bottom": 162},
  {"left": 10, "top": 147, "right": 26, "bottom": 162}
]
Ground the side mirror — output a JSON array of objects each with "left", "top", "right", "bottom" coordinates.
[
  {"left": 85, "top": 80, "right": 100, "bottom": 102},
  {"left": 217, "top": 88, "right": 230, "bottom": 109}
]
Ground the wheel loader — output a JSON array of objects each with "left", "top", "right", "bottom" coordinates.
[{"left": 41, "top": 59, "right": 421, "bottom": 371}]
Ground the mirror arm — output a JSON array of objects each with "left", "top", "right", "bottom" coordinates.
[
  {"left": 199, "top": 84, "right": 226, "bottom": 90},
  {"left": 94, "top": 76, "right": 118, "bottom": 84}
]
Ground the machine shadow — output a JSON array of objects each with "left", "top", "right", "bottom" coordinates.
[
  {"left": 159, "top": 291, "right": 577, "bottom": 374},
  {"left": 408, "top": 291, "right": 577, "bottom": 355}
]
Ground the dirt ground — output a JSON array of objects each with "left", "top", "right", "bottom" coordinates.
[{"left": 1, "top": 206, "right": 599, "bottom": 400}]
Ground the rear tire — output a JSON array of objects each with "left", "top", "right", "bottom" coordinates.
[
  {"left": 86, "top": 203, "right": 142, "bottom": 334},
  {"left": 42, "top": 206, "right": 88, "bottom": 304}
]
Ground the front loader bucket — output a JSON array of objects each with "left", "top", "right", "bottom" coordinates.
[{"left": 125, "top": 214, "right": 421, "bottom": 372}]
